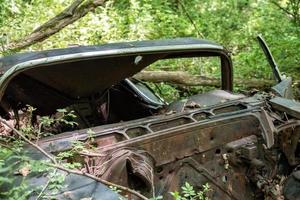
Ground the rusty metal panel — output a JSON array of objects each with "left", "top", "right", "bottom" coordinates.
[{"left": 270, "top": 97, "right": 300, "bottom": 118}]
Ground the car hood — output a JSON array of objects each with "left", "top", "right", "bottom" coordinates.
[{"left": 0, "top": 38, "right": 226, "bottom": 113}]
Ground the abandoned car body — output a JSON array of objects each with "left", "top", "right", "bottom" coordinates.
[{"left": 0, "top": 38, "right": 300, "bottom": 200}]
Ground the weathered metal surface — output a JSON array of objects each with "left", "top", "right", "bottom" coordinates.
[
  {"left": 277, "top": 121, "right": 300, "bottom": 166},
  {"left": 257, "top": 35, "right": 282, "bottom": 83},
  {"left": 270, "top": 97, "right": 300, "bottom": 119},
  {"left": 284, "top": 170, "right": 300, "bottom": 200},
  {"left": 34, "top": 95, "right": 284, "bottom": 199},
  {"left": 271, "top": 77, "right": 294, "bottom": 98}
]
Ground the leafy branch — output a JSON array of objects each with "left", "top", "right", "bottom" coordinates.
[{"left": 0, "top": 118, "right": 149, "bottom": 200}]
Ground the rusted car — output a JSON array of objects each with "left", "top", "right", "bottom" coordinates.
[{"left": 0, "top": 37, "right": 300, "bottom": 200}]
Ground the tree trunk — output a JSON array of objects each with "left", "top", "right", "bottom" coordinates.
[
  {"left": 134, "top": 71, "right": 275, "bottom": 89},
  {"left": 3, "top": 0, "right": 108, "bottom": 52}
]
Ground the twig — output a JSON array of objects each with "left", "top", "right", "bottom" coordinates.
[
  {"left": 271, "top": 0, "right": 300, "bottom": 25},
  {"left": 79, "top": 151, "right": 106, "bottom": 157},
  {"left": 271, "top": 0, "right": 294, "bottom": 16},
  {"left": 0, "top": 118, "right": 149, "bottom": 200},
  {"left": 0, "top": 118, "right": 57, "bottom": 165},
  {"left": 36, "top": 122, "right": 44, "bottom": 144},
  {"left": 0, "top": 141, "right": 13, "bottom": 150},
  {"left": 36, "top": 179, "right": 50, "bottom": 200},
  {"left": 35, "top": 169, "right": 55, "bottom": 200},
  {"left": 178, "top": 0, "right": 205, "bottom": 38},
  {"left": 48, "top": 163, "right": 149, "bottom": 200}
]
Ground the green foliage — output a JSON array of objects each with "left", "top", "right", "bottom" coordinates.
[
  {"left": 39, "top": 108, "right": 78, "bottom": 128},
  {"left": 19, "top": 105, "right": 78, "bottom": 140},
  {"left": 56, "top": 140, "right": 83, "bottom": 170},
  {"left": 46, "top": 169, "right": 65, "bottom": 193},
  {"left": 0, "top": 1, "right": 299, "bottom": 196},
  {"left": 0, "top": 107, "right": 80, "bottom": 199},
  {"left": 150, "top": 196, "right": 163, "bottom": 200},
  {"left": 147, "top": 82, "right": 180, "bottom": 102},
  {"left": 170, "top": 182, "right": 211, "bottom": 200},
  {"left": 0, "top": 0, "right": 299, "bottom": 90},
  {"left": 146, "top": 56, "right": 222, "bottom": 101},
  {"left": 109, "top": 179, "right": 210, "bottom": 200},
  {"left": 87, "top": 128, "right": 96, "bottom": 143},
  {"left": 0, "top": 146, "right": 32, "bottom": 200}
]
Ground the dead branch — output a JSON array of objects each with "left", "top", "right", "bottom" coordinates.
[
  {"left": 271, "top": 1, "right": 294, "bottom": 16},
  {"left": 49, "top": 164, "right": 149, "bottom": 200},
  {"left": 0, "top": 118, "right": 149, "bottom": 200},
  {"left": 271, "top": 0, "right": 300, "bottom": 25},
  {"left": 3, "top": 0, "right": 108, "bottom": 52},
  {"left": 134, "top": 70, "right": 275, "bottom": 89},
  {"left": 0, "top": 118, "right": 58, "bottom": 165}
]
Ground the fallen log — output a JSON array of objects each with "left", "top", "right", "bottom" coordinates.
[{"left": 134, "top": 71, "right": 275, "bottom": 89}]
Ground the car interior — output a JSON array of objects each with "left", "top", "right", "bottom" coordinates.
[{"left": 0, "top": 53, "right": 241, "bottom": 135}]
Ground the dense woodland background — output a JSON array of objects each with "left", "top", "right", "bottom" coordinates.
[
  {"left": 0, "top": 0, "right": 299, "bottom": 100},
  {"left": 0, "top": 1, "right": 300, "bottom": 199}
]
